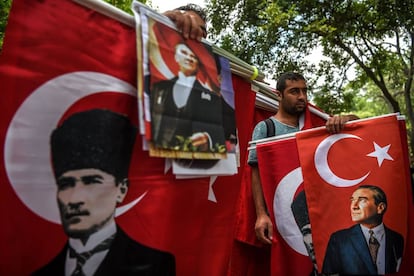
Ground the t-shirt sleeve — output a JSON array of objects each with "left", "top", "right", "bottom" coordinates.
[{"left": 247, "top": 120, "right": 268, "bottom": 166}]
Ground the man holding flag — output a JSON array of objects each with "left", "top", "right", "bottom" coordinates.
[{"left": 247, "top": 72, "right": 358, "bottom": 272}]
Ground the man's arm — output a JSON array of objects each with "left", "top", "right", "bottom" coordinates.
[{"left": 251, "top": 166, "right": 273, "bottom": 245}]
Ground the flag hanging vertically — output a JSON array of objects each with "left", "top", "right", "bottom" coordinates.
[
  {"left": 256, "top": 137, "right": 316, "bottom": 276},
  {"left": 0, "top": 1, "right": 257, "bottom": 275},
  {"left": 296, "top": 114, "right": 414, "bottom": 275},
  {"left": 254, "top": 113, "right": 414, "bottom": 275},
  {"left": 232, "top": 104, "right": 328, "bottom": 275}
]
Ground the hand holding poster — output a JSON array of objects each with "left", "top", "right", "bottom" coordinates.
[{"left": 134, "top": 2, "right": 237, "bottom": 162}]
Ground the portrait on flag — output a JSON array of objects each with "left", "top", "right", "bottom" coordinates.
[
  {"left": 322, "top": 184, "right": 403, "bottom": 275},
  {"left": 146, "top": 16, "right": 231, "bottom": 159},
  {"left": 0, "top": 1, "right": 259, "bottom": 275},
  {"left": 0, "top": 0, "right": 176, "bottom": 274},
  {"left": 296, "top": 114, "right": 410, "bottom": 275},
  {"left": 32, "top": 109, "right": 175, "bottom": 275},
  {"left": 255, "top": 137, "right": 316, "bottom": 276}
]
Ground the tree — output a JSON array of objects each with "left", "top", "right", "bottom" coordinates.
[
  {"left": 207, "top": 0, "right": 414, "bottom": 163},
  {"left": 0, "top": 0, "right": 12, "bottom": 51}
]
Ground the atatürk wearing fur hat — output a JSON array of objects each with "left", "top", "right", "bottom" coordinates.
[{"left": 50, "top": 109, "right": 137, "bottom": 180}]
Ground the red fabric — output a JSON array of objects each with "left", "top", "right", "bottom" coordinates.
[
  {"left": 228, "top": 107, "right": 273, "bottom": 275},
  {"left": 0, "top": 1, "right": 256, "bottom": 275},
  {"left": 296, "top": 114, "right": 414, "bottom": 275},
  {"left": 227, "top": 240, "right": 271, "bottom": 276},
  {"left": 304, "top": 103, "right": 329, "bottom": 129},
  {"left": 230, "top": 104, "right": 327, "bottom": 275},
  {"left": 233, "top": 108, "right": 273, "bottom": 246},
  {"left": 256, "top": 138, "right": 315, "bottom": 275},
  {"left": 149, "top": 20, "right": 219, "bottom": 90}
]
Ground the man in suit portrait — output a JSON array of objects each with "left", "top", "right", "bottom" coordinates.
[
  {"left": 150, "top": 42, "right": 226, "bottom": 153},
  {"left": 291, "top": 190, "right": 318, "bottom": 275},
  {"left": 322, "top": 184, "right": 404, "bottom": 275},
  {"left": 33, "top": 109, "right": 175, "bottom": 276}
]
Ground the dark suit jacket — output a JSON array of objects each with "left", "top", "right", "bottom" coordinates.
[
  {"left": 322, "top": 224, "right": 404, "bottom": 275},
  {"left": 150, "top": 77, "right": 225, "bottom": 151},
  {"left": 32, "top": 228, "right": 175, "bottom": 276}
]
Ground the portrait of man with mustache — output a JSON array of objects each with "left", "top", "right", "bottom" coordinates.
[{"left": 32, "top": 109, "right": 175, "bottom": 276}]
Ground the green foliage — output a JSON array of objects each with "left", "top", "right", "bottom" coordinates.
[
  {"left": 207, "top": 0, "right": 414, "bottom": 162},
  {"left": 103, "top": 0, "right": 141, "bottom": 14},
  {"left": 168, "top": 135, "right": 227, "bottom": 153},
  {"left": 0, "top": 0, "right": 12, "bottom": 51}
]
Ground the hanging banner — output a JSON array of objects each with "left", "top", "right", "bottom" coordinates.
[
  {"left": 0, "top": 1, "right": 256, "bottom": 275},
  {"left": 296, "top": 114, "right": 414, "bottom": 275}
]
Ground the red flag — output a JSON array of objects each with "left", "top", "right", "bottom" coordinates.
[
  {"left": 229, "top": 103, "right": 273, "bottom": 276},
  {"left": 296, "top": 114, "right": 414, "bottom": 275},
  {"left": 0, "top": 1, "right": 256, "bottom": 275},
  {"left": 256, "top": 137, "right": 315, "bottom": 275},
  {"left": 229, "top": 104, "right": 327, "bottom": 275},
  {"left": 0, "top": 1, "right": 138, "bottom": 275}
]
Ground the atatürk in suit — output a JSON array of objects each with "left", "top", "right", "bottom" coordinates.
[
  {"left": 150, "top": 76, "right": 225, "bottom": 151},
  {"left": 33, "top": 109, "right": 176, "bottom": 276},
  {"left": 33, "top": 227, "right": 175, "bottom": 276},
  {"left": 322, "top": 222, "right": 403, "bottom": 275}
]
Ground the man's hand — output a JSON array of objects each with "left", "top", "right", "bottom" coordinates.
[
  {"left": 255, "top": 213, "right": 273, "bottom": 245},
  {"left": 163, "top": 10, "right": 206, "bottom": 41},
  {"left": 190, "top": 132, "right": 209, "bottom": 151},
  {"left": 326, "top": 114, "right": 359, "bottom": 134}
]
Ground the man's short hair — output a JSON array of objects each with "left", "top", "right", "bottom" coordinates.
[
  {"left": 175, "top": 3, "right": 207, "bottom": 22},
  {"left": 357, "top": 184, "right": 388, "bottom": 214},
  {"left": 51, "top": 109, "right": 137, "bottom": 181},
  {"left": 276, "top": 72, "right": 306, "bottom": 93}
]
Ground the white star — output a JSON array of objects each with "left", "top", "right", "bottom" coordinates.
[{"left": 367, "top": 142, "right": 393, "bottom": 167}]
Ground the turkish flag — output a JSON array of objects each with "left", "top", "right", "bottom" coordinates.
[
  {"left": 296, "top": 114, "right": 414, "bottom": 275},
  {"left": 0, "top": 1, "right": 256, "bottom": 275},
  {"left": 229, "top": 104, "right": 327, "bottom": 275},
  {"left": 0, "top": 0, "right": 138, "bottom": 274},
  {"left": 256, "top": 137, "right": 316, "bottom": 275}
]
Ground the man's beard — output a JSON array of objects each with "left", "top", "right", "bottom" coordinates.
[{"left": 284, "top": 102, "right": 306, "bottom": 116}]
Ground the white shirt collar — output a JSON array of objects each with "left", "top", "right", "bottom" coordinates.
[
  {"left": 68, "top": 221, "right": 117, "bottom": 253},
  {"left": 360, "top": 223, "right": 385, "bottom": 242},
  {"left": 177, "top": 71, "right": 196, "bottom": 85}
]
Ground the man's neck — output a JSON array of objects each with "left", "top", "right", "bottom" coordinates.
[
  {"left": 69, "top": 221, "right": 117, "bottom": 250},
  {"left": 274, "top": 112, "right": 299, "bottom": 128},
  {"left": 178, "top": 71, "right": 196, "bottom": 82}
]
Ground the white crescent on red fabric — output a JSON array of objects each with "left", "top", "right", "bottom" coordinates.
[{"left": 4, "top": 71, "right": 146, "bottom": 224}]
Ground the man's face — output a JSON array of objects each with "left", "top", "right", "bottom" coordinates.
[
  {"left": 56, "top": 168, "right": 127, "bottom": 238},
  {"left": 301, "top": 224, "right": 316, "bottom": 263},
  {"left": 175, "top": 44, "right": 199, "bottom": 76},
  {"left": 279, "top": 79, "right": 308, "bottom": 116},
  {"left": 350, "top": 188, "right": 384, "bottom": 227}
]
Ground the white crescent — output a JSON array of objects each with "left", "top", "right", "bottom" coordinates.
[
  {"left": 314, "top": 133, "right": 370, "bottom": 187},
  {"left": 274, "top": 167, "right": 308, "bottom": 255},
  {"left": 4, "top": 71, "right": 146, "bottom": 224}
]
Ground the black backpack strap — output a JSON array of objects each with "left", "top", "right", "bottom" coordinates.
[{"left": 264, "top": 118, "right": 275, "bottom": 137}]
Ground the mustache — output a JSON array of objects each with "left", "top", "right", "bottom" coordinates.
[{"left": 62, "top": 209, "right": 90, "bottom": 219}]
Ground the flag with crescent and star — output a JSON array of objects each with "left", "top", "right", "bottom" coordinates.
[
  {"left": 0, "top": 1, "right": 257, "bottom": 275},
  {"left": 243, "top": 104, "right": 328, "bottom": 276},
  {"left": 296, "top": 114, "right": 414, "bottom": 275},
  {"left": 256, "top": 137, "right": 317, "bottom": 275}
]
